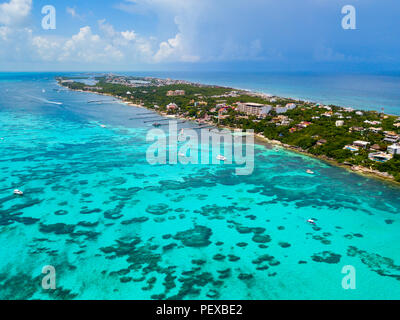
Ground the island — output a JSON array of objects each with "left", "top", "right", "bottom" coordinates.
[{"left": 57, "top": 74, "right": 400, "bottom": 184}]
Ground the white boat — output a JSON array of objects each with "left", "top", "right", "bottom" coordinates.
[
  {"left": 307, "top": 219, "right": 316, "bottom": 225},
  {"left": 306, "top": 169, "right": 314, "bottom": 174},
  {"left": 216, "top": 155, "right": 227, "bottom": 161},
  {"left": 42, "top": 89, "right": 46, "bottom": 93},
  {"left": 14, "top": 189, "right": 24, "bottom": 196},
  {"left": 100, "top": 124, "right": 106, "bottom": 128}
]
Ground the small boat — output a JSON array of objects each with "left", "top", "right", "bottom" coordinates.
[
  {"left": 42, "top": 89, "right": 46, "bottom": 93},
  {"left": 307, "top": 219, "right": 316, "bottom": 225},
  {"left": 216, "top": 155, "right": 227, "bottom": 161},
  {"left": 100, "top": 124, "right": 106, "bottom": 128},
  {"left": 306, "top": 170, "right": 314, "bottom": 174},
  {"left": 14, "top": 189, "right": 24, "bottom": 196},
  {"left": 153, "top": 123, "right": 161, "bottom": 127}
]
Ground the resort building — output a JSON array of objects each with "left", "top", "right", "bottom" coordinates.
[
  {"left": 166, "top": 103, "right": 178, "bottom": 110},
  {"left": 335, "top": 120, "right": 344, "bottom": 127},
  {"left": 194, "top": 101, "right": 208, "bottom": 107},
  {"left": 275, "top": 103, "right": 297, "bottom": 114},
  {"left": 368, "top": 152, "right": 393, "bottom": 162},
  {"left": 272, "top": 115, "right": 292, "bottom": 126},
  {"left": 388, "top": 144, "right": 400, "bottom": 155},
  {"left": 285, "top": 103, "right": 297, "bottom": 109},
  {"left": 349, "top": 126, "right": 365, "bottom": 133},
  {"left": 383, "top": 132, "right": 400, "bottom": 143},
  {"left": 353, "top": 141, "right": 370, "bottom": 149},
  {"left": 364, "top": 120, "right": 381, "bottom": 125},
  {"left": 368, "top": 127, "right": 383, "bottom": 133},
  {"left": 296, "top": 121, "right": 311, "bottom": 129},
  {"left": 166, "top": 90, "right": 185, "bottom": 96},
  {"left": 236, "top": 102, "right": 272, "bottom": 117},
  {"left": 393, "top": 123, "right": 400, "bottom": 128}
]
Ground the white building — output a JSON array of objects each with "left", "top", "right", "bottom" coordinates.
[
  {"left": 336, "top": 120, "right": 344, "bottom": 127},
  {"left": 388, "top": 144, "right": 400, "bottom": 155},
  {"left": 166, "top": 103, "right": 178, "bottom": 110},
  {"left": 237, "top": 102, "right": 272, "bottom": 117},
  {"left": 353, "top": 140, "right": 370, "bottom": 149}
]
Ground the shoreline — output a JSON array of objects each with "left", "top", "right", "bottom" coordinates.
[{"left": 58, "top": 82, "right": 400, "bottom": 187}]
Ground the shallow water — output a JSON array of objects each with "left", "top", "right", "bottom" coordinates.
[{"left": 0, "top": 73, "right": 400, "bottom": 300}]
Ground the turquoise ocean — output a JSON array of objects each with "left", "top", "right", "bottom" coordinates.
[{"left": 0, "top": 72, "right": 400, "bottom": 300}]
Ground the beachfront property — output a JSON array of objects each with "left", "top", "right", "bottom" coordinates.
[
  {"left": 342, "top": 107, "right": 354, "bottom": 112},
  {"left": 388, "top": 144, "right": 400, "bottom": 155},
  {"left": 167, "top": 90, "right": 185, "bottom": 96},
  {"left": 194, "top": 101, "right": 208, "bottom": 107},
  {"left": 335, "top": 120, "right": 344, "bottom": 127},
  {"left": 383, "top": 131, "right": 400, "bottom": 143},
  {"left": 166, "top": 103, "right": 178, "bottom": 110},
  {"left": 275, "top": 103, "right": 297, "bottom": 114},
  {"left": 353, "top": 140, "right": 370, "bottom": 148},
  {"left": 272, "top": 115, "right": 292, "bottom": 126},
  {"left": 296, "top": 121, "right": 311, "bottom": 129},
  {"left": 349, "top": 126, "right": 365, "bottom": 133},
  {"left": 368, "top": 152, "right": 393, "bottom": 162},
  {"left": 368, "top": 127, "right": 383, "bottom": 133},
  {"left": 236, "top": 102, "right": 272, "bottom": 117},
  {"left": 364, "top": 120, "right": 382, "bottom": 125}
]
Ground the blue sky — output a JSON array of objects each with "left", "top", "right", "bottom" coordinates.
[{"left": 0, "top": 0, "right": 399, "bottom": 72}]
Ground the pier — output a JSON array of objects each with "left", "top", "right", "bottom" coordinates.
[
  {"left": 143, "top": 118, "right": 173, "bottom": 123},
  {"left": 87, "top": 100, "right": 116, "bottom": 104}
]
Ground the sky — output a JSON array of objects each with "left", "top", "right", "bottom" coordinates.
[{"left": 0, "top": 0, "right": 399, "bottom": 72}]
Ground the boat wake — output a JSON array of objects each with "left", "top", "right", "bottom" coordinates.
[{"left": 25, "top": 94, "right": 63, "bottom": 105}]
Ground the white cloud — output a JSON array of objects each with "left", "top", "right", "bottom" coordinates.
[
  {"left": 0, "top": 0, "right": 32, "bottom": 26},
  {"left": 154, "top": 33, "right": 199, "bottom": 62},
  {"left": 121, "top": 30, "right": 136, "bottom": 41},
  {"left": 66, "top": 6, "right": 83, "bottom": 20}
]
